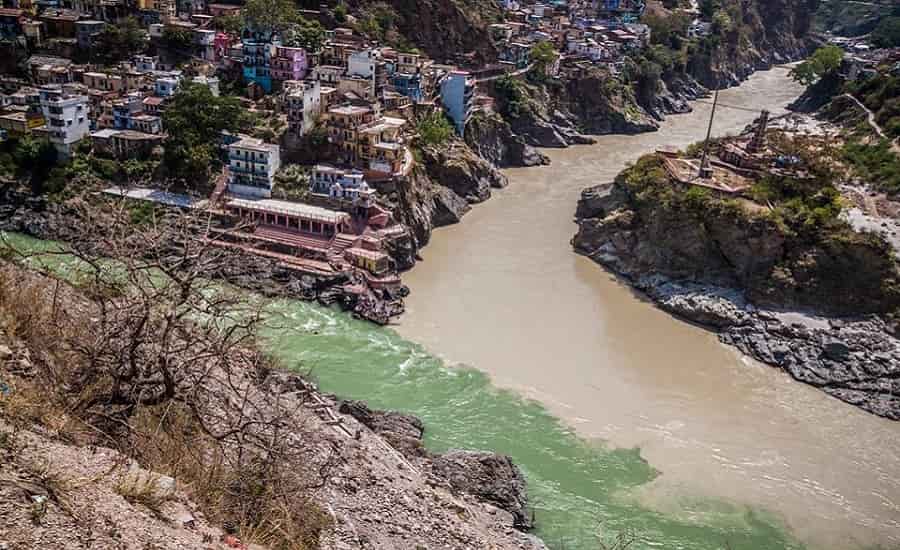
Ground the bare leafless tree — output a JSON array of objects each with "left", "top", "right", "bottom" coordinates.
[{"left": 0, "top": 197, "right": 335, "bottom": 548}]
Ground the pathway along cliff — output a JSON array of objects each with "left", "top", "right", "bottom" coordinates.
[{"left": 396, "top": 67, "right": 900, "bottom": 550}]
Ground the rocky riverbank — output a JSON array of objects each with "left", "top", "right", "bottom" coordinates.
[
  {"left": 0, "top": 188, "right": 407, "bottom": 324},
  {"left": 632, "top": 275, "right": 900, "bottom": 419},
  {"left": 572, "top": 161, "right": 900, "bottom": 420},
  {"left": 0, "top": 258, "right": 547, "bottom": 550}
]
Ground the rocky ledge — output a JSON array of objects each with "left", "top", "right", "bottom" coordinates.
[
  {"left": 636, "top": 276, "right": 900, "bottom": 419},
  {"left": 573, "top": 180, "right": 900, "bottom": 420},
  {"left": 338, "top": 400, "right": 536, "bottom": 531}
]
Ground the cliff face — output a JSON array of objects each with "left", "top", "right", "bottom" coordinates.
[
  {"left": 347, "top": 0, "right": 502, "bottom": 63},
  {"left": 573, "top": 156, "right": 899, "bottom": 316},
  {"left": 465, "top": 111, "right": 550, "bottom": 168},
  {"left": 377, "top": 140, "right": 510, "bottom": 269},
  {"left": 572, "top": 155, "right": 900, "bottom": 419},
  {"left": 485, "top": 69, "right": 663, "bottom": 150},
  {"left": 687, "top": 0, "right": 820, "bottom": 88}
]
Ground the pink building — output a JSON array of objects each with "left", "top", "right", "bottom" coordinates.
[
  {"left": 271, "top": 46, "right": 308, "bottom": 82},
  {"left": 213, "top": 32, "right": 236, "bottom": 61}
]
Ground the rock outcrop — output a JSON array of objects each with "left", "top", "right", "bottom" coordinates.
[
  {"left": 465, "top": 111, "right": 550, "bottom": 168},
  {"left": 420, "top": 140, "right": 508, "bottom": 203},
  {"left": 379, "top": 138, "right": 512, "bottom": 269},
  {"left": 0, "top": 267, "right": 549, "bottom": 550},
  {"left": 572, "top": 156, "right": 900, "bottom": 419},
  {"left": 345, "top": 0, "right": 502, "bottom": 64},
  {"left": 338, "top": 399, "right": 535, "bottom": 531},
  {"left": 684, "top": 0, "right": 820, "bottom": 88}
]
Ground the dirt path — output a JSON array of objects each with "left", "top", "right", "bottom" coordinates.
[{"left": 843, "top": 93, "right": 900, "bottom": 154}]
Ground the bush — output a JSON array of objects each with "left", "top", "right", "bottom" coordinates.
[
  {"left": 416, "top": 111, "right": 454, "bottom": 146},
  {"left": 493, "top": 75, "right": 529, "bottom": 120},
  {"left": 843, "top": 139, "right": 900, "bottom": 196},
  {"left": 789, "top": 45, "right": 843, "bottom": 86}
]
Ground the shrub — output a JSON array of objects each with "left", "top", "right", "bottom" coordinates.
[{"left": 416, "top": 111, "right": 454, "bottom": 146}]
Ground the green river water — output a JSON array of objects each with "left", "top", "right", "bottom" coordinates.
[{"left": 2, "top": 231, "right": 803, "bottom": 550}]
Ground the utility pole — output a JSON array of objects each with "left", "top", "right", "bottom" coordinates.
[{"left": 698, "top": 88, "right": 719, "bottom": 179}]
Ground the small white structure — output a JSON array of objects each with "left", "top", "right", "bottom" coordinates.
[
  {"left": 154, "top": 73, "right": 181, "bottom": 97},
  {"left": 192, "top": 75, "right": 220, "bottom": 97},
  {"left": 310, "top": 164, "right": 375, "bottom": 207},
  {"left": 38, "top": 84, "right": 90, "bottom": 156},
  {"left": 227, "top": 135, "right": 281, "bottom": 198}
]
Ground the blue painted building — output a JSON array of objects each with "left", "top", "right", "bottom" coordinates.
[
  {"left": 390, "top": 72, "right": 423, "bottom": 102},
  {"left": 440, "top": 71, "right": 474, "bottom": 136},
  {"left": 242, "top": 29, "right": 280, "bottom": 93}
]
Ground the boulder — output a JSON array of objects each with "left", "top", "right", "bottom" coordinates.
[{"left": 431, "top": 450, "right": 532, "bottom": 530}]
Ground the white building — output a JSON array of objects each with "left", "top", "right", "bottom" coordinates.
[
  {"left": 133, "top": 55, "right": 159, "bottom": 73},
  {"left": 227, "top": 135, "right": 281, "bottom": 198},
  {"left": 154, "top": 73, "right": 181, "bottom": 97},
  {"left": 38, "top": 84, "right": 90, "bottom": 157},
  {"left": 310, "top": 164, "right": 374, "bottom": 207},
  {"left": 191, "top": 75, "right": 220, "bottom": 97},
  {"left": 283, "top": 80, "right": 321, "bottom": 138},
  {"left": 348, "top": 49, "right": 380, "bottom": 79}
]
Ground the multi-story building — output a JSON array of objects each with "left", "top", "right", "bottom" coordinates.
[
  {"left": 242, "top": 30, "right": 279, "bottom": 93},
  {"left": 28, "top": 55, "right": 73, "bottom": 85},
  {"left": 311, "top": 64, "right": 343, "bottom": 86},
  {"left": 82, "top": 71, "right": 125, "bottom": 93},
  {"left": 499, "top": 42, "right": 531, "bottom": 69},
  {"left": 112, "top": 92, "right": 143, "bottom": 129},
  {"left": 389, "top": 72, "right": 422, "bottom": 102},
  {"left": 37, "top": 84, "right": 90, "bottom": 156},
  {"left": 282, "top": 79, "right": 320, "bottom": 138},
  {"left": 395, "top": 52, "right": 423, "bottom": 75},
  {"left": 347, "top": 48, "right": 387, "bottom": 95},
  {"left": 193, "top": 28, "right": 216, "bottom": 60},
  {"left": 133, "top": 55, "right": 159, "bottom": 73},
  {"left": 325, "top": 104, "right": 374, "bottom": 164},
  {"left": 270, "top": 46, "right": 308, "bottom": 83},
  {"left": 213, "top": 32, "right": 234, "bottom": 60},
  {"left": 357, "top": 116, "right": 406, "bottom": 175},
  {"left": 440, "top": 70, "right": 474, "bottom": 136},
  {"left": 227, "top": 134, "right": 281, "bottom": 198}
]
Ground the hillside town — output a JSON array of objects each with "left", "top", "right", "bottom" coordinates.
[{"left": 0, "top": 0, "right": 659, "bottom": 321}]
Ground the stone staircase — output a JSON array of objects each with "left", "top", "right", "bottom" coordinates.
[
  {"left": 208, "top": 168, "right": 229, "bottom": 207},
  {"left": 327, "top": 233, "right": 360, "bottom": 266}
]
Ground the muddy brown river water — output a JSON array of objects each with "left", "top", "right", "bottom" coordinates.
[{"left": 396, "top": 67, "right": 900, "bottom": 550}]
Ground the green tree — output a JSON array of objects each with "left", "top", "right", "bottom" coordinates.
[
  {"left": 282, "top": 18, "right": 326, "bottom": 51},
  {"left": 529, "top": 41, "right": 559, "bottom": 81},
  {"left": 243, "top": 0, "right": 297, "bottom": 34},
  {"left": 11, "top": 136, "right": 60, "bottom": 194},
  {"left": 93, "top": 18, "right": 146, "bottom": 63},
  {"left": 872, "top": 17, "right": 900, "bottom": 48},
  {"left": 789, "top": 44, "right": 843, "bottom": 86},
  {"left": 333, "top": 4, "right": 348, "bottom": 24},
  {"left": 213, "top": 14, "right": 243, "bottom": 35},
  {"left": 416, "top": 111, "right": 454, "bottom": 146},
  {"left": 162, "top": 83, "right": 249, "bottom": 185},
  {"left": 161, "top": 26, "right": 194, "bottom": 60}
]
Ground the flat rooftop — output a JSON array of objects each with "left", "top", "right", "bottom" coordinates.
[{"left": 227, "top": 197, "right": 349, "bottom": 224}]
